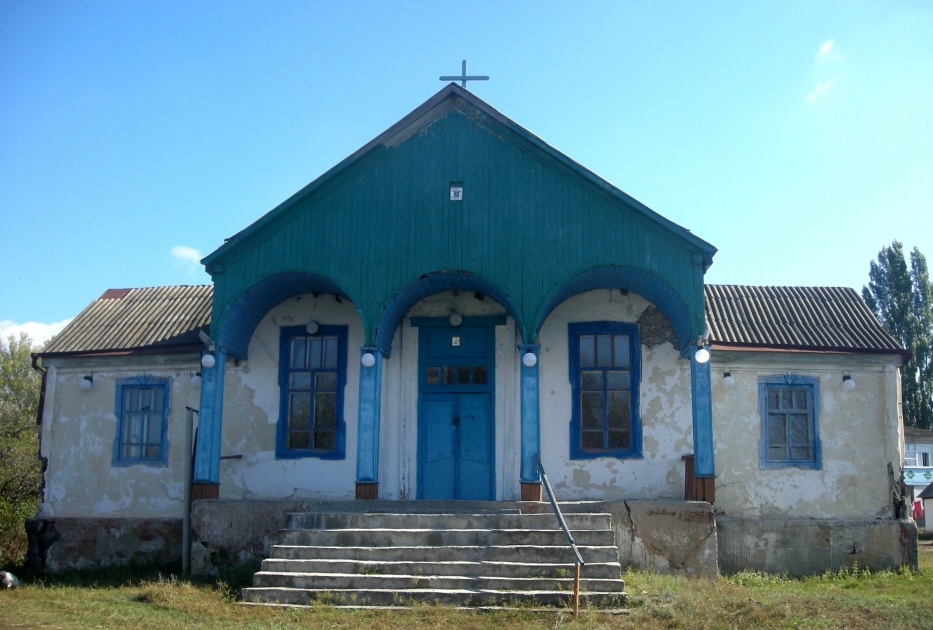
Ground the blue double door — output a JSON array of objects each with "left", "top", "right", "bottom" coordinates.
[{"left": 418, "top": 323, "right": 495, "bottom": 500}]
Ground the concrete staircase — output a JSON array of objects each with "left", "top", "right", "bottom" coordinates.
[{"left": 241, "top": 502, "right": 628, "bottom": 609}]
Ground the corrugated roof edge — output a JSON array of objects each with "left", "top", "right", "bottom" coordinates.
[{"left": 37, "top": 285, "right": 213, "bottom": 358}]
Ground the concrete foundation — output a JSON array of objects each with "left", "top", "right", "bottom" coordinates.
[
  {"left": 716, "top": 516, "right": 918, "bottom": 576},
  {"left": 26, "top": 517, "right": 182, "bottom": 573},
  {"left": 189, "top": 499, "right": 720, "bottom": 578}
]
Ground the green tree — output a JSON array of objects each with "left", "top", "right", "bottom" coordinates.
[
  {"left": 0, "top": 332, "right": 43, "bottom": 565},
  {"left": 862, "top": 241, "right": 933, "bottom": 430}
]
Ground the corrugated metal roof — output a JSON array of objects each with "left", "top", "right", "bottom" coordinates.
[
  {"left": 42, "top": 285, "right": 212, "bottom": 356},
  {"left": 40, "top": 283, "right": 905, "bottom": 358},
  {"left": 705, "top": 284, "right": 906, "bottom": 355}
]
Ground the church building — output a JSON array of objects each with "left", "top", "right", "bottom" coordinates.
[{"left": 30, "top": 84, "right": 917, "bottom": 579}]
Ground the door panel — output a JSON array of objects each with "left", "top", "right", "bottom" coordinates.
[
  {"left": 457, "top": 393, "right": 491, "bottom": 500},
  {"left": 421, "top": 394, "right": 456, "bottom": 500},
  {"left": 418, "top": 323, "right": 495, "bottom": 501}
]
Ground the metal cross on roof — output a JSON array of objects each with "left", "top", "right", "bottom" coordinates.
[{"left": 439, "top": 60, "right": 489, "bottom": 89}]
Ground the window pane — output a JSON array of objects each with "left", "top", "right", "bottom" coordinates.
[
  {"left": 458, "top": 366, "right": 471, "bottom": 384},
  {"left": 768, "top": 444, "right": 786, "bottom": 460},
  {"left": 288, "top": 393, "right": 311, "bottom": 428},
  {"left": 288, "top": 430, "right": 310, "bottom": 450},
  {"left": 290, "top": 373, "right": 312, "bottom": 390},
  {"left": 138, "top": 389, "right": 152, "bottom": 411},
  {"left": 581, "top": 371, "right": 603, "bottom": 390},
  {"left": 122, "top": 444, "right": 140, "bottom": 460},
  {"left": 323, "top": 337, "right": 338, "bottom": 369},
  {"left": 789, "top": 414, "right": 810, "bottom": 447},
  {"left": 149, "top": 389, "right": 163, "bottom": 412},
  {"left": 596, "top": 335, "right": 612, "bottom": 367},
  {"left": 606, "top": 371, "right": 630, "bottom": 391},
  {"left": 613, "top": 336, "right": 630, "bottom": 368},
  {"left": 581, "top": 392, "right": 604, "bottom": 429},
  {"left": 143, "top": 444, "right": 160, "bottom": 459},
  {"left": 127, "top": 415, "right": 143, "bottom": 445},
  {"left": 473, "top": 366, "right": 487, "bottom": 384},
  {"left": 426, "top": 367, "right": 441, "bottom": 385},
  {"left": 581, "top": 430, "right": 604, "bottom": 450},
  {"left": 315, "top": 372, "right": 337, "bottom": 391},
  {"left": 580, "top": 336, "right": 595, "bottom": 367},
  {"left": 790, "top": 445, "right": 812, "bottom": 460},
  {"left": 313, "top": 430, "right": 336, "bottom": 451},
  {"left": 768, "top": 414, "right": 787, "bottom": 447},
  {"left": 146, "top": 414, "right": 161, "bottom": 443},
  {"left": 314, "top": 392, "right": 337, "bottom": 428},
  {"left": 607, "top": 391, "right": 631, "bottom": 429},
  {"left": 767, "top": 388, "right": 781, "bottom": 411},
  {"left": 308, "top": 338, "right": 322, "bottom": 369},
  {"left": 443, "top": 367, "right": 456, "bottom": 384},
  {"left": 780, "top": 389, "right": 794, "bottom": 410},
  {"left": 608, "top": 430, "right": 631, "bottom": 449},
  {"left": 124, "top": 388, "right": 137, "bottom": 412},
  {"left": 797, "top": 389, "right": 810, "bottom": 410},
  {"left": 290, "top": 338, "right": 306, "bottom": 369}
]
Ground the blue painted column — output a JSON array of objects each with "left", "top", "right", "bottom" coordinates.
[
  {"left": 519, "top": 345, "right": 541, "bottom": 487},
  {"left": 193, "top": 348, "right": 225, "bottom": 486},
  {"left": 355, "top": 347, "right": 382, "bottom": 499},
  {"left": 690, "top": 353, "right": 716, "bottom": 478}
]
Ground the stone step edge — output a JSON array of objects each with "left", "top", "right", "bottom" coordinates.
[
  {"left": 240, "top": 601, "right": 630, "bottom": 614},
  {"left": 253, "top": 570, "right": 622, "bottom": 584}
]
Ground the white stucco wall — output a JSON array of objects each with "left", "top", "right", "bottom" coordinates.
[
  {"left": 711, "top": 351, "right": 904, "bottom": 519},
  {"left": 38, "top": 354, "right": 202, "bottom": 519},
  {"left": 39, "top": 288, "right": 903, "bottom": 524},
  {"left": 538, "top": 289, "right": 694, "bottom": 501},
  {"left": 216, "top": 294, "right": 364, "bottom": 501}
]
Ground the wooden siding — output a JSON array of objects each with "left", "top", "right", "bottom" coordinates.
[{"left": 205, "top": 87, "right": 715, "bottom": 355}]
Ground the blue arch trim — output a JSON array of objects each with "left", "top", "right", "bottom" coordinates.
[
  {"left": 374, "top": 271, "right": 522, "bottom": 356},
  {"left": 215, "top": 272, "right": 354, "bottom": 359},
  {"left": 532, "top": 265, "right": 697, "bottom": 349}
]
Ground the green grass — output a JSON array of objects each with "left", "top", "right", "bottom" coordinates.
[{"left": 2, "top": 534, "right": 931, "bottom": 629}]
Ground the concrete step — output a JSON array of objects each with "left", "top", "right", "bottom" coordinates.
[
  {"left": 274, "top": 527, "right": 617, "bottom": 548},
  {"left": 241, "top": 586, "right": 628, "bottom": 608},
  {"left": 258, "top": 558, "right": 624, "bottom": 579},
  {"left": 285, "top": 511, "right": 612, "bottom": 531},
  {"left": 268, "top": 544, "right": 622, "bottom": 564},
  {"left": 243, "top": 507, "right": 628, "bottom": 609},
  {"left": 250, "top": 571, "right": 627, "bottom": 593}
]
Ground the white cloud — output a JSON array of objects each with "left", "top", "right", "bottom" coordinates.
[
  {"left": 0, "top": 318, "right": 73, "bottom": 347},
  {"left": 806, "top": 80, "right": 835, "bottom": 102},
  {"left": 171, "top": 245, "right": 204, "bottom": 274},
  {"left": 816, "top": 39, "right": 844, "bottom": 65}
]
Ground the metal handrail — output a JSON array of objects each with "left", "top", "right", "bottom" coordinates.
[
  {"left": 537, "top": 454, "right": 585, "bottom": 566},
  {"left": 536, "top": 455, "right": 584, "bottom": 617}
]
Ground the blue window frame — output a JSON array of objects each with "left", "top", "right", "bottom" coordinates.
[
  {"left": 277, "top": 325, "right": 347, "bottom": 459},
  {"left": 113, "top": 376, "right": 170, "bottom": 466},
  {"left": 568, "top": 322, "right": 641, "bottom": 459},
  {"left": 758, "top": 375, "right": 821, "bottom": 469}
]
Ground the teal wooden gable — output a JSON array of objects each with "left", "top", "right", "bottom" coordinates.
[{"left": 202, "top": 84, "right": 716, "bottom": 359}]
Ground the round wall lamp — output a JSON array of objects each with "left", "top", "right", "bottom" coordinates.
[
  {"left": 191, "top": 372, "right": 202, "bottom": 387},
  {"left": 79, "top": 375, "right": 93, "bottom": 392},
  {"left": 201, "top": 353, "right": 216, "bottom": 369},
  {"left": 361, "top": 352, "right": 376, "bottom": 368},
  {"left": 449, "top": 313, "right": 463, "bottom": 327},
  {"left": 723, "top": 372, "right": 736, "bottom": 388},
  {"left": 843, "top": 375, "right": 856, "bottom": 391},
  {"left": 305, "top": 320, "right": 319, "bottom": 335},
  {"left": 695, "top": 347, "right": 710, "bottom": 364},
  {"left": 522, "top": 351, "right": 538, "bottom": 367}
]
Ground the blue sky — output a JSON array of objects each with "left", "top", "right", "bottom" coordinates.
[{"left": 2, "top": 1, "right": 932, "bottom": 345}]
